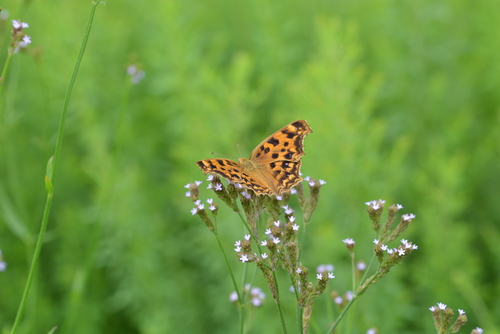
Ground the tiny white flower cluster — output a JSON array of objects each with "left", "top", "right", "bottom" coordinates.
[
  {"left": 229, "top": 284, "right": 266, "bottom": 307},
  {"left": 205, "top": 175, "right": 224, "bottom": 192},
  {"left": 365, "top": 199, "right": 386, "bottom": 210},
  {"left": 190, "top": 198, "right": 216, "bottom": 215},
  {"left": 373, "top": 238, "right": 418, "bottom": 256},
  {"left": 315, "top": 264, "right": 335, "bottom": 280},
  {"left": 126, "top": 65, "right": 145, "bottom": 84},
  {"left": 342, "top": 238, "right": 355, "bottom": 245},
  {"left": 303, "top": 176, "right": 327, "bottom": 187},
  {"left": 184, "top": 181, "right": 202, "bottom": 198},
  {"left": 11, "top": 20, "right": 32, "bottom": 53}
]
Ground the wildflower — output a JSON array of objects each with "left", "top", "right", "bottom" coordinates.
[
  {"left": 239, "top": 255, "right": 249, "bottom": 263},
  {"left": 229, "top": 291, "right": 238, "bottom": 303},
  {"left": 261, "top": 253, "right": 268, "bottom": 259},
  {"left": 402, "top": 213, "right": 416, "bottom": 221},
  {"left": 261, "top": 240, "right": 268, "bottom": 246},
  {"left": 11, "top": 20, "right": 31, "bottom": 54},
  {"left": 328, "top": 272, "right": 335, "bottom": 279},
  {"left": 357, "top": 261, "right": 366, "bottom": 271},
  {"left": 437, "top": 302, "right": 447, "bottom": 310},
  {"left": 126, "top": 65, "right": 145, "bottom": 84},
  {"left": 282, "top": 205, "right": 294, "bottom": 215},
  {"left": 342, "top": 238, "right": 355, "bottom": 250},
  {"left": 296, "top": 267, "right": 302, "bottom": 274},
  {"left": 12, "top": 20, "right": 29, "bottom": 29},
  {"left": 292, "top": 224, "right": 299, "bottom": 231},
  {"left": 316, "top": 264, "right": 334, "bottom": 273}
]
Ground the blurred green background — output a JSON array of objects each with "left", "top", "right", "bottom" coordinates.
[{"left": 0, "top": 0, "right": 499, "bottom": 333}]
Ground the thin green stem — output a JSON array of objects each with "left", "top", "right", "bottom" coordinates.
[
  {"left": 0, "top": 53, "right": 13, "bottom": 97},
  {"left": 9, "top": 2, "right": 102, "bottom": 334},
  {"left": 213, "top": 231, "right": 246, "bottom": 334},
  {"left": 271, "top": 270, "right": 288, "bottom": 334}
]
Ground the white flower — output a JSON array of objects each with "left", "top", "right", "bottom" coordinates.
[
  {"left": 317, "top": 264, "right": 334, "bottom": 273},
  {"left": 261, "top": 253, "right": 268, "bottom": 259},
  {"left": 402, "top": 213, "right": 416, "bottom": 221},
  {"left": 328, "top": 272, "right": 335, "bottom": 279},
  {"left": 316, "top": 273, "right": 323, "bottom": 280},
  {"left": 12, "top": 20, "right": 29, "bottom": 29},
  {"left": 273, "top": 237, "right": 280, "bottom": 244},
  {"left": 357, "top": 262, "right": 366, "bottom": 271},
  {"left": 282, "top": 205, "right": 294, "bottom": 215},
  {"left": 244, "top": 234, "right": 251, "bottom": 241},
  {"left": 345, "top": 291, "right": 354, "bottom": 301},
  {"left": 239, "top": 255, "right": 249, "bottom": 263},
  {"left": 261, "top": 240, "right": 268, "bottom": 246},
  {"left": 437, "top": 303, "right": 447, "bottom": 310},
  {"left": 458, "top": 309, "right": 465, "bottom": 315},
  {"left": 274, "top": 220, "right": 280, "bottom": 227},
  {"left": 229, "top": 291, "right": 238, "bottom": 302},
  {"left": 190, "top": 207, "right": 198, "bottom": 215},
  {"left": 292, "top": 224, "right": 300, "bottom": 231},
  {"left": 265, "top": 228, "right": 272, "bottom": 235},
  {"left": 296, "top": 268, "right": 302, "bottom": 274},
  {"left": 289, "top": 216, "right": 296, "bottom": 223},
  {"left": 319, "top": 179, "right": 327, "bottom": 185},
  {"left": 185, "top": 191, "right": 191, "bottom": 197},
  {"left": 429, "top": 306, "right": 436, "bottom": 312},
  {"left": 396, "top": 203, "right": 403, "bottom": 210},
  {"left": 342, "top": 238, "right": 355, "bottom": 245}
]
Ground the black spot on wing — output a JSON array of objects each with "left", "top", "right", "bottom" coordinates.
[{"left": 267, "top": 137, "right": 279, "bottom": 146}]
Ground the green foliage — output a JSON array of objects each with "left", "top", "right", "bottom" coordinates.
[{"left": 0, "top": 0, "right": 499, "bottom": 333}]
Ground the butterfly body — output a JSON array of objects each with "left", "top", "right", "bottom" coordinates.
[{"left": 197, "top": 120, "right": 312, "bottom": 196}]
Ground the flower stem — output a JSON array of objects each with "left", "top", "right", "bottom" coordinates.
[{"left": 9, "top": 2, "right": 102, "bottom": 333}]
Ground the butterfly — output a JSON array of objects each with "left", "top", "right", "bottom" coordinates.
[{"left": 197, "top": 120, "right": 312, "bottom": 196}]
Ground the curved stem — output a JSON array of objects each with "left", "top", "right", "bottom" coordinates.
[{"left": 9, "top": 3, "right": 102, "bottom": 333}]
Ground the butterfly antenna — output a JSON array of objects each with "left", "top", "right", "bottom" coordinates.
[{"left": 236, "top": 143, "right": 242, "bottom": 157}]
